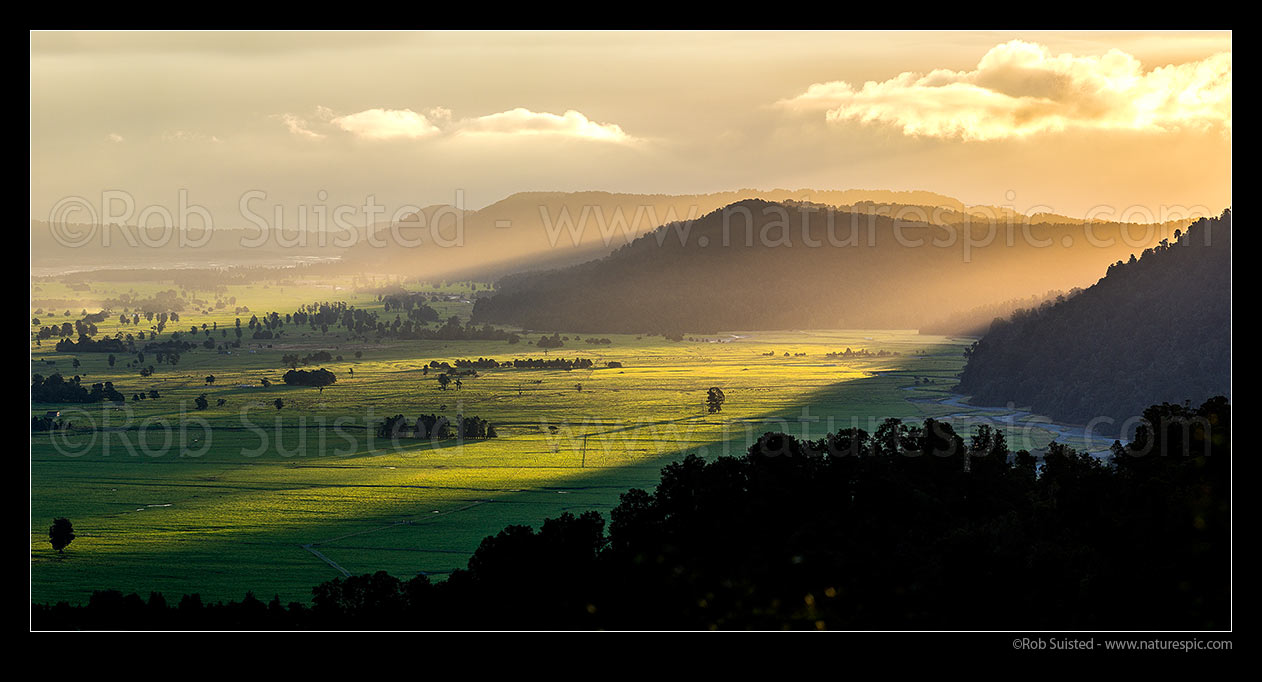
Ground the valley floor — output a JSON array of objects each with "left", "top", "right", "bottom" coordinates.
[{"left": 31, "top": 280, "right": 1102, "bottom": 604}]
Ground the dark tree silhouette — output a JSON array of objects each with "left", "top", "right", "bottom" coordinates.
[
  {"left": 706, "top": 387, "right": 725, "bottom": 413},
  {"left": 282, "top": 368, "right": 337, "bottom": 388},
  {"left": 49, "top": 518, "right": 75, "bottom": 553}
]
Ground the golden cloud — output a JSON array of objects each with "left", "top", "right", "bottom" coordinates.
[
  {"left": 275, "top": 113, "right": 325, "bottom": 140},
  {"left": 453, "top": 108, "right": 633, "bottom": 143},
  {"left": 782, "top": 40, "right": 1231, "bottom": 141},
  {"left": 277, "top": 106, "right": 634, "bottom": 144},
  {"left": 329, "top": 108, "right": 440, "bottom": 140}
]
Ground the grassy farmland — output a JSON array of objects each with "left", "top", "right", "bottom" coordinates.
[{"left": 31, "top": 276, "right": 1090, "bottom": 605}]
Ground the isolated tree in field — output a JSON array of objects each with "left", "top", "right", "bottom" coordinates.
[
  {"left": 437, "top": 374, "right": 451, "bottom": 390},
  {"left": 108, "top": 354, "right": 116, "bottom": 368},
  {"left": 260, "top": 378, "right": 271, "bottom": 388},
  {"left": 274, "top": 398, "right": 284, "bottom": 410},
  {"left": 282, "top": 368, "right": 337, "bottom": 387},
  {"left": 205, "top": 375, "right": 216, "bottom": 386},
  {"left": 706, "top": 387, "right": 726, "bottom": 413},
  {"left": 194, "top": 393, "right": 209, "bottom": 410},
  {"left": 49, "top": 517, "right": 75, "bottom": 553}
]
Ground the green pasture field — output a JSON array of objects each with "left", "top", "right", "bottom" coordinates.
[{"left": 31, "top": 277, "right": 1081, "bottom": 605}]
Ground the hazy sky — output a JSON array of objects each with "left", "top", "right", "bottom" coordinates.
[{"left": 30, "top": 30, "right": 1231, "bottom": 227}]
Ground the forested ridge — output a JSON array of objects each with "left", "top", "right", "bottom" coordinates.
[
  {"left": 472, "top": 199, "right": 1174, "bottom": 334},
  {"left": 956, "top": 210, "right": 1231, "bottom": 431}
]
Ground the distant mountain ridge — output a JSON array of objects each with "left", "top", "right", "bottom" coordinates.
[
  {"left": 34, "top": 187, "right": 1189, "bottom": 281},
  {"left": 956, "top": 209, "right": 1231, "bottom": 431}
]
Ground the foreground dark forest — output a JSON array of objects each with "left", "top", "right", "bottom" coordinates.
[
  {"left": 33, "top": 396, "right": 1230, "bottom": 631},
  {"left": 957, "top": 210, "right": 1230, "bottom": 431}
]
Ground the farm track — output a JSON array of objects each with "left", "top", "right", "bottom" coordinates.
[{"left": 300, "top": 545, "right": 350, "bottom": 577}]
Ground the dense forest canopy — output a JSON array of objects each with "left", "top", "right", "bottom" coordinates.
[
  {"left": 472, "top": 199, "right": 1179, "bottom": 334},
  {"left": 956, "top": 210, "right": 1231, "bottom": 432}
]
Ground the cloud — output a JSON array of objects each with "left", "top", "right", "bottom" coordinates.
[
  {"left": 453, "top": 108, "right": 633, "bottom": 143},
  {"left": 106, "top": 132, "right": 124, "bottom": 143},
  {"left": 428, "top": 106, "right": 453, "bottom": 126},
  {"left": 781, "top": 40, "right": 1231, "bottom": 141},
  {"left": 161, "top": 130, "right": 222, "bottom": 143},
  {"left": 275, "top": 113, "right": 324, "bottom": 140},
  {"left": 277, "top": 105, "right": 636, "bottom": 144},
  {"left": 326, "top": 108, "right": 441, "bottom": 140}
]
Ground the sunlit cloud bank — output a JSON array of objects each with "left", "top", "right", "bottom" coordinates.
[
  {"left": 277, "top": 106, "right": 635, "bottom": 144},
  {"left": 781, "top": 40, "right": 1232, "bottom": 141},
  {"left": 453, "top": 108, "right": 632, "bottom": 142},
  {"left": 329, "top": 107, "right": 441, "bottom": 140}
]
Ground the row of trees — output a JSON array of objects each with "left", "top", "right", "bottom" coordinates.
[
  {"left": 260, "top": 300, "right": 520, "bottom": 344},
  {"left": 54, "top": 336, "right": 127, "bottom": 353},
  {"left": 504, "top": 357, "right": 595, "bottom": 370},
  {"left": 445, "top": 357, "right": 620, "bottom": 371},
  {"left": 822, "top": 348, "right": 899, "bottom": 358},
  {"left": 34, "top": 315, "right": 106, "bottom": 341},
  {"left": 31, "top": 373, "right": 125, "bottom": 403},
  {"left": 102, "top": 290, "right": 185, "bottom": 315},
  {"left": 375, "top": 413, "right": 498, "bottom": 440},
  {"left": 282, "top": 351, "right": 335, "bottom": 368},
  {"left": 32, "top": 416, "right": 72, "bottom": 431}
]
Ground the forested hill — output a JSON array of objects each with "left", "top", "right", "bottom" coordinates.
[
  {"left": 956, "top": 209, "right": 1231, "bottom": 431},
  {"left": 472, "top": 199, "right": 1179, "bottom": 334}
]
